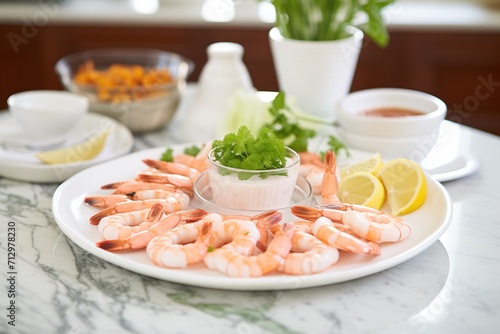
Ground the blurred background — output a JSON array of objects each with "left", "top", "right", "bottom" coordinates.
[{"left": 1, "top": 0, "right": 499, "bottom": 135}]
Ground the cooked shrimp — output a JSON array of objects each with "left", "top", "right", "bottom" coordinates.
[
  {"left": 196, "top": 142, "right": 212, "bottom": 159},
  {"left": 208, "top": 219, "right": 262, "bottom": 255},
  {"left": 146, "top": 219, "right": 216, "bottom": 268},
  {"left": 85, "top": 189, "right": 187, "bottom": 208},
  {"left": 291, "top": 204, "right": 383, "bottom": 222},
  {"left": 96, "top": 209, "right": 210, "bottom": 251},
  {"left": 173, "top": 155, "right": 207, "bottom": 172},
  {"left": 321, "top": 151, "right": 341, "bottom": 205},
  {"left": 297, "top": 151, "right": 326, "bottom": 196},
  {"left": 312, "top": 217, "right": 380, "bottom": 255},
  {"left": 132, "top": 189, "right": 190, "bottom": 200},
  {"left": 89, "top": 192, "right": 190, "bottom": 225},
  {"left": 101, "top": 181, "right": 178, "bottom": 194},
  {"left": 293, "top": 204, "right": 409, "bottom": 243},
  {"left": 290, "top": 220, "right": 314, "bottom": 234},
  {"left": 279, "top": 224, "right": 339, "bottom": 275},
  {"left": 136, "top": 171, "right": 193, "bottom": 189},
  {"left": 298, "top": 162, "right": 322, "bottom": 179},
  {"left": 298, "top": 163, "right": 323, "bottom": 195},
  {"left": 298, "top": 151, "right": 324, "bottom": 169},
  {"left": 142, "top": 159, "right": 201, "bottom": 181},
  {"left": 248, "top": 210, "right": 283, "bottom": 250},
  {"left": 204, "top": 223, "right": 294, "bottom": 277},
  {"left": 173, "top": 142, "right": 211, "bottom": 172},
  {"left": 85, "top": 194, "right": 131, "bottom": 208},
  {"left": 97, "top": 203, "right": 165, "bottom": 240},
  {"left": 340, "top": 210, "right": 411, "bottom": 243}
]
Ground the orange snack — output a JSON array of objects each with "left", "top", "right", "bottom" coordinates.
[{"left": 73, "top": 61, "right": 174, "bottom": 102}]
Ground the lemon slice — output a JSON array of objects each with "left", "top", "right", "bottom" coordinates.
[
  {"left": 340, "top": 152, "right": 383, "bottom": 179},
  {"left": 377, "top": 158, "right": 427, "bottom": 216},
  {"left": 338, "top": 171, "right": 386, "bottom": 210},
  {"left": 36, "top": 130, "right": 110, "bottom": 165}
]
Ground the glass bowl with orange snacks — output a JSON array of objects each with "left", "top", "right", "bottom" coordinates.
[{"left": 55, "top": 49, "right": 194, "bottom": 133}]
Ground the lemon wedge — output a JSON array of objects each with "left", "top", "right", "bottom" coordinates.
[
  {"left": 376, "top": 158, "right": 427, "bottom": 216},
  {"left": 338, "top": 171, "right": 386, "bottom": 210},
  {"left": 340, "top": 152, "right": 383, "bottom": 179},
  {"left": 36, "top": 130, "right": 110, "bottom": 165}
]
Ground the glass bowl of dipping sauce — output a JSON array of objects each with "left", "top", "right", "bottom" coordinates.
[{"left": 206, "top": 147, "right": 301, "bottom": 211}]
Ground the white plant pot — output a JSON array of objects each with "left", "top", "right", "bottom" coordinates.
[{"left": 269, "top": 27, "right": 364, "bottom": 122}]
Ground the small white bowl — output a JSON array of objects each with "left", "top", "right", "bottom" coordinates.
[
  {"left": 337, "top": 127, "right": 440, "bottom": 162},
  {"left": 336, "top": 88, "right": 447, "bottom": 137},
  {"left": 8, "top": 90, "right": 89, "bottom": 144}
]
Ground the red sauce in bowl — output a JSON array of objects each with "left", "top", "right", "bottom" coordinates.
[{"left": 360, "top": 107, "right": 425, "bottom": 117}]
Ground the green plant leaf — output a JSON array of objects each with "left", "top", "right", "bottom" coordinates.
[
  {"left": 266, "top": 0, "right": 395, "bottom": 46},
  {"left": 359, "top": 0, "right": 396, "bottom": 47}
]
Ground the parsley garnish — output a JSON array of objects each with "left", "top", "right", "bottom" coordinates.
[
  {"left": 320, "top": 135, "right": 351, "bottom": 160},
  {"left": 160, "top": 148, "right": 174, "bottom": 162},
  {"left": 212, "top": 126, "right": 287, "bottom": 180},
  {"left": 261, "top": 92, "right": 350, "bottom": 158},
  {"left": 160, "top": 145, "right": 201, "bottom": 162},
  {"left": 183, "top": 145, "right": 201, "bottom": 157},
  {"left": 261, "top": 92, "right": 315, "bottom": 152}
]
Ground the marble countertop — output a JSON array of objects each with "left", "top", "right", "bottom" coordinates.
[
  {"left": 1, "top": 86, "right": 500, "bottom": 333},
  {"left": 0, "top": 0, "right": 500, "bottom": 31}
]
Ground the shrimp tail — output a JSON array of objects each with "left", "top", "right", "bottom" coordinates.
[
  {"left": 147, "top": 203, "right": 165, "bottom": 221},
  {"left": 84, "top": 196, "right": 104, "bottom": 206},
  {"left": 367, "top": 241, "right": 381, "bottom": 256},
  {"left": 252, "top": 210, "right": 283, "bottom": 228},
  {"left": 321, "top": 151, "right": 341, "bottom": 205},
  {"left": 182, "top": 208, "right": 209, "bottom": 223},
  {"left": 198, "top": 221, "right": 213, "bottom": 242},
  {"left": 84, "top": 194, "right": 130, "bottom": 208},
  {"left": 96, "top": 239, "right": 131, "bottom": 251},
  {"left": 291, "top": 206, "right": 322, "bottom": 221},
  {"left": 90, "top": 206, "right": 115, "bottom": 225},
  {"left": 318, "top": 203, "right": 383, "bottom": 215},
  {"left": 101, "top": 181, "right": 126, "bottom": 190},
  {"left": 142, "top": 159, "right": 165, "bottom": 170},
  {"left": 256, "top": 240, "right": 267, "bottom": 253},
  {"left": 196, "top": 142, "right": 212, "bottom": 160}
]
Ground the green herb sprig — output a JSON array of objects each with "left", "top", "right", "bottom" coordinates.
[
  {"left": 261, "top": 92, "right": 350, "bottom": 159},
  {"left": 261, "top": 92, "right": 316, "bottom": 153},
  {"left": 320, "top": 135, "right": 351, "bottom": 160},
  {"left": 160, "top": 148, "right": 174, "bottom": 162},
  {"left": 212, "top": 126, "right": 287, "bottom": 180},
  {"left": 160, "top": 145, "right": 201, "bottom": 162}
]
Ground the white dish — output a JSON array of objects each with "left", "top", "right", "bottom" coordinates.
[
  {"left": 337, "top": 127, "right": 437, "bottom": 163},
  {"left": 420, "top": 121, "right": 479, "bottom": 182},
  {"left": 0, "top": 112, "right": 133, "bottom": 183},
  {"left": 426, "top": 154, "right": 479, "bottom": 183},
  {"left": 52, "top": 144, "right": 453, "bottom": 291},
  {"left": 333, "top": 120, "right": 479, "bottom": 182}
]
